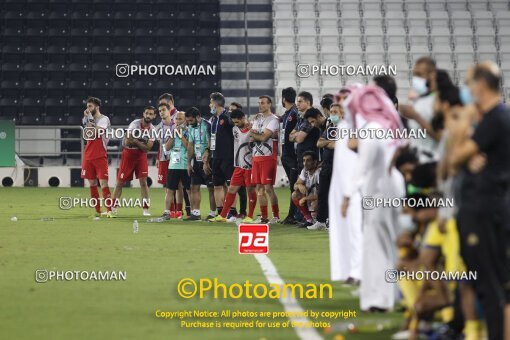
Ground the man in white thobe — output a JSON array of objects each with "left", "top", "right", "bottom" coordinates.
[
  {"left": 344, "top": 120, "right": 403, "bottom": 310},
  {"left": 340, "top": 83, "right": 406, "bottom": 310},
  {"left": 329, "top": 117, "right": 363, "bottom": 283}
]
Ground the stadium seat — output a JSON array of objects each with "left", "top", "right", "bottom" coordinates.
[
  {"left": 25, "top": 25, "right": 47, "bottom": 37},
  {"left": 111, "top": 114, "right": 131, "bottom": 126},
  {"left": 0, "top": 111, "right": 18, "bottom": 123},
  {"left": 320, "top": 52, "right": 340, "bottom": 64},
  {"left": 2, "top": 25, "right": 24, "bottom": 37},
  {"left": 321, "top": 44, "right": 340, "bottom": 54},
  {"left": 20, "top": 115, "right": 41, "bottom": 125},
  {"left": 43, "top": 115, "right": 65, "bottom": 125}
]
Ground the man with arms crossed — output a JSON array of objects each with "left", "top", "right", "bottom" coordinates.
[
  {"left": 290, "top": 91, "right": 321, "bottom": 174},
  {"left": 250, "top": 95, "right": 280, "bottom": 223},
  {"left": 308, "top": 103, "right": 341, "bottom": 230},
  {"left": 111, "top": 106, "right": 157, "bottom": 216},
  {"left": 156, "top": 102, "right": 174, "bottom": 219},
  {"left": 279, "top": 87, "right": 299, "bottom": 224},
  {"left": 209, "top": 109, "right": 258, "bottom": 223},
  {"left": 450, "top": 61, "right": 510, "bottom": 340}
]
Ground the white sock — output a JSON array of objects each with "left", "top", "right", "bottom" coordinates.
[
  {"left": 209, "top": 210, "right": 216, "bottom": 216},
  {"left": 193, "top": 210, "right": 201, "bottom": 216},
  {"left": 164, "top": 209, "right": 170, "bottom": 214}
]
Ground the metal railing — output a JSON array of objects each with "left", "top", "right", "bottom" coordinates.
[
  {"left": 16, "top": 125, "right": 83, "bottom": 157},
  {"left": 15, "top": 125, "right": 159, "bottom": 161}
]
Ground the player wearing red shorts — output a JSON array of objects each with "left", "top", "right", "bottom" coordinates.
[
  {"left": 155, "top": 103, "right": 175, "bottom": 187},
  {"left": 111, "top": 106, "right": 157, "bottom": 217},
  {"left": 209, "top": 109, "right": 257, "bottom": 223},
  {"left": 250, "top": 96, "right": 280, "bottom": 223},
  {"left": 155, "top": 101, "right": 174, "bottom": 218},
  {"left": 80, "top": 97, "right": 112, "bottom": 217},
  {"left": 291, "top": 151, "right": 320, "bottom": 228}
]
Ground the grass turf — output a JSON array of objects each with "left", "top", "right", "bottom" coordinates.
[{"left": 0, "top": 187, "right": 403, "bottom": 339}]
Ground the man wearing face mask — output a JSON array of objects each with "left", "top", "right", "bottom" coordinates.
[
  {"left": 308, "top": 103, "right": 341, "bottom": 231},
  {"left": 206, "top": 92, "right": 236, "bottom": 218},
  {"left": 450, "top": 61, "right": 510, "bottom": 340},
  {"left": 400, "top": 57, "right": 441, "bottom": 163}
]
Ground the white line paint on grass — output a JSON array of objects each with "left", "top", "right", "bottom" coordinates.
[{"left": 253, "top": 254, "right": 323, "bottom": 340}]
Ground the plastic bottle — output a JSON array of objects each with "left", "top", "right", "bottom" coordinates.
[{"left": 133, "top": 220, "right": 139, "bottom": 234}]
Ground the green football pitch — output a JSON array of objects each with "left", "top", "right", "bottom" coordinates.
[{"left": 0, "top": 187, "right": 403, "bottom": 340}]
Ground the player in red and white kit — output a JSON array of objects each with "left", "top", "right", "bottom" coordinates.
[
  {"left": 111, "top": 106, "right": 157, "bottom": 217},
  {"left": 209, "top": 109, "right": 257, "bottom": 223},
  {"left": 291, "top": 151, "right": 320, "bottom": 227},
  {"left": 250, "top": 95, "right": 280, "bottom": 223},
  {"left": 81, "top": 97, "right": 112, "bottom": 217},
  {"left": 155, "top": 102, "right": 174, "bottom": 218}
]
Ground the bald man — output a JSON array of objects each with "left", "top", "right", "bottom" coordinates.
[
  {"left": 163, "top": 111, "right": 191, "bottom": 215},
  {"left": 399, "top": 57, "right": 441, "bottom": 162},
  {"left": 450, "top": 61, "right": 510, "bottom": 340}
]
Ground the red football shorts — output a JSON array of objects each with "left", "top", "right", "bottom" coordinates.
[
  {"left": 271, "top": 159, "right": 277, "bottom": 185},
  {"left": 81, "top": 157, "right": 109, "bottom": 180},
  {"left": 158, "top": 160, "right": 170, "bottom": 185},
  {"left": 117, "top": 149, "right": 148, "bottom": 182},
  {"left": 251, "top": 157, "right": 277, "bottom": 185},
  {"left": 230, "top": 167, "right": 254, "bottom": 187}
]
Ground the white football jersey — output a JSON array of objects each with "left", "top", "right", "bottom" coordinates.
[
  {"left": 299, "top": 167, "right": 321, "bottom": 195},
  {"left": 233, "top": 126, "right": 253, "bottom": 169},
  {"left": 252, "top": 114, "right": 279, "bottom": 158}
]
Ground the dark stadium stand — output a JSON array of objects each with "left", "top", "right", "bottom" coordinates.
[{"left": 0, "top": 0, "right": 222, "bottom": 126}]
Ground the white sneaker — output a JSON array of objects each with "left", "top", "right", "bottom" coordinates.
[
  {"left": 350, "top": 287, "right": 360, "bottom": 297},
  {"left": 269, "top": 217, "right": 280, "bottom": 224},
  {"left": 227, "top": 215, "right": 237, "bottom": 223},
  {"left": 307, "top": 221, "right": 327, "bottom": 230},
  {"left": 391, "top": 330, "right": 412, "bottom": 340},
  {"left": 143, "top": 209, "right": 151, "bottom": 216}
]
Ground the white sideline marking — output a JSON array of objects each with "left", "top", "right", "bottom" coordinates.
[{"left": 253, "top": 254, "right": 323, "bottom": 340}]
